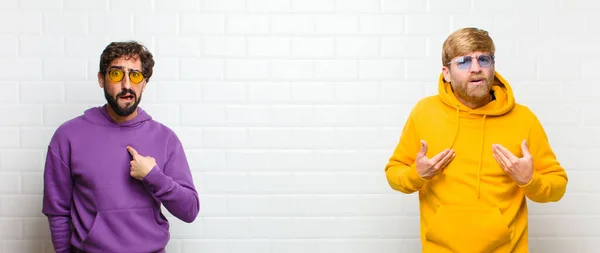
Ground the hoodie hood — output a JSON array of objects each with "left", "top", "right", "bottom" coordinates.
[
  {"left": 82, "top": 104, "right": 152, "bottom": 128},
  {"left": 438, "top": 71, "right": 516, "bottom": 116},
  {"left": 437, "top": 71, "right": 516, "bottom": 199}
]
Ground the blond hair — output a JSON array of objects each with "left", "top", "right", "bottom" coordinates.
[{"left": 442, "top": 27, "right": 495, "bottom": 66}]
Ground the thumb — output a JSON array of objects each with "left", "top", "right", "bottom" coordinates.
[
  {"left": 418, "top": 140, "right": 428, "bottom": 156},
  {"left": 127, "top": 146, "right": 139, "bottom": 158},
  {"left": 521, "top": 140, "right": 530, "bottom": 157}
]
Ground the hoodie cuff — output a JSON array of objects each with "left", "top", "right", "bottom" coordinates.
[
  {"left": 406, "top": 163, "right": 428, "bottom": 189},
  {"left": 518, "top": 171, "right": 541, "bottom": 193},
  {"left": 142, "top": 165, "right": 171, "bottom": 194}
]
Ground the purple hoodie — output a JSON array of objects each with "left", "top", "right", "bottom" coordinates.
[{"left": 42, "top": 105, "right": 200, "bottom": 253}]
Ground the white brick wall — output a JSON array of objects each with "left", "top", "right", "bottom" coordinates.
[{"left": 0, "top": 0, "right": 598, "bottom": 252}]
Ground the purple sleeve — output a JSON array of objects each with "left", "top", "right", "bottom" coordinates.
[
  {"left": 142, "top": 135, "right": 200, "bottom": 223},
  {"left": 42, "top": 147, "right": 73, "bottom": 253}
]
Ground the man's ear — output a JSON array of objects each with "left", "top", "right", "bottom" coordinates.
[
  {"left": 97, "top": 72, "right": 104, "bottom": 88},
  {"left": 442, "top": 66, "right": 451, "bottom": 82}
]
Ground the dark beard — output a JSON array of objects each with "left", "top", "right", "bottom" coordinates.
[{"left": 104, "top": 87, "right": 141, "bottom": 117}]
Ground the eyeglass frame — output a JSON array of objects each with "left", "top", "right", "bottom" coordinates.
[
  {"left": 105, "top": 67, "right": 146, "bottom": 85},
  {"left": 446, "top": 54, "right": 495, "bottom": 71}
]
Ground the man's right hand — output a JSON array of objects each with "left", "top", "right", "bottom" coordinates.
[{"left": 415, "top": 140, "right": 455, "bottom": 180}]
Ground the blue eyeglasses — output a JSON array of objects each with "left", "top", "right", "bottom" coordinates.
[{"left": 448, "top": 54, "right": 495, "bottom": 71}]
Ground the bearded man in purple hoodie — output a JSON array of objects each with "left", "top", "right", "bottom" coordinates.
[{"left": 42, "top": 41, "right": 200, "bottom": 253}]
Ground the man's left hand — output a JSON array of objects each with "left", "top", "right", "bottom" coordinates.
[
  {"left": 492, "top": 140, "right": 534, "bottom": 185},
  {"left": 127, "top": 146, "right": 156, "bottom": 180}
]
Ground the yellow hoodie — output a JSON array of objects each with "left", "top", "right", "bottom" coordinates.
[{"left": 385, "top": 72, "right": 568, "bottom": 253}]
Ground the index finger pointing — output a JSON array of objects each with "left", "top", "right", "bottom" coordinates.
[{"left": 127, "top": 146, "right": 139, "bottom": 157}]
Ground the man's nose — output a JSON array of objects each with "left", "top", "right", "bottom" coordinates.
[
  {"left": 469, "top": 59, "right": 482, "bottom": 72},
  {"left": 120, "top": 74, "right": 132, "bottom": 89}
]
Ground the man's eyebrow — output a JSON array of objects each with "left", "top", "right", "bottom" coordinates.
[{"left": 108, "top": 66, "right": 141, "bottom": 72}]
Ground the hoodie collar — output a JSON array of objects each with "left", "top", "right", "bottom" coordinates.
[
  {"left": 438, "top": 71, "right": 516, "bottom": 116},
  {"left": 83, "top": 104, "right": 152, "bottom": 127}
]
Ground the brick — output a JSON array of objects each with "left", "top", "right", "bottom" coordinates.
[
  {"left": 18, "top": 0, "right": 61, "bottom": 10},
  {"left": 202, "top": 127, "right": 247, "bottom": 148},
  {"left": 226, "top": 15, "right": 270, "bottom": 34},
  {"left": 247, "top": 0, "right": 291, "bottom": 13},
  {"left": 269, "top": 105, "right": 314, "bottom": 126},
  {"left": 428, "top": 0, "right": 470, "bottom": 13},
  {"left": 0, "top": 58, "right": 42, "bottom": 80},
  {"left": 381, "top": 1, "right": 425, "bottom": 13},
  {"left": 180, "top": 14, "right": 225, "bottom": 34},
  {"left": 270, "top": 60, "right": 314, "bottom": 80},
  {"left": 0, "top": 82, "right": 18, "bottom": 103},
  {"left": 180, "top": 105, "right": 226, "bottom": 126},
  {"left": 202, "top": 36, "right": 246, "bottom": 57},
  {"left": 247, "top": 37, "right": 291, "bottom": 57},
  {"left": 271, "top": 15, "right": 314, "bottom": 35},
  {"left": 0, "top": 12, "right": 40, "bottom": 34},
  {"left": 0, "top": 173, "right": 19, "bottom": 194},
  {"left": 89, "top": 13, "right": 133, "bottom": 35},
  {"left": 154, "top": 0, "right": 200, "bottom": 11},
  {"left": 179, "top": 59, "right": 224, "bottom": 80},
  {"left": 226, "top": 150, "right": 270, "bottom": 171},
  {"left": 335, "top": 37, "right": 379, "bottom": 57},
  {"left": 359, "top": 14, "right": 404, "bottom": 35},
  {"left": 315, "top": 15, "right": 359, "bottom": 35},
  {"left": 19, "top": 35, "right": 64, "bottom": 57},
  {"left": 42, "top": 104, "right": 89, "bottom": 127},
  {"left": 201, "top": 82, "right": 247, "bottom": 102},
  {"left": 226, "top": 60, "right": 270, "bottom": 80},
  {"left": 21, "top": 172, "right": 43, "bottom": 194},
  {"left": 64, "top": 0, "right": 107, "bottom": 10},
  {"left": 0, "top": 35, "right": 17, "bottom": 57},
  {"left": 359, "top": 59, "right": 404, "bottom": 80},
  {"left": 226, "top": 105, "right": 270, "bottom": 126},
  {"left": 65, "top": 36, "right": 110, "bottom": 57},
  {"left": 63, "top": 82, "right": 105, "bottom": 104},
  {"left": 19, "top": 82, "right": 64, "bottom": 103},
  {"left": 133, "top": 14, "right": 178, "bottom": 35},
  {"left": 0, "top": 105, "right": 42, "bottom": 126},
  {"left": 292, "top": 37, "right": 335, "bottom": 58},
  {"left": 314, "top": 59, "right": 358, "bottom": 80},
  {"left": 202, "top": 0, "right": 246, "bottom": 12},
  {"left": 381, "top": 37, "right": 426, "bottom": 58},
  {"left": 108, "top": 0, "right": 152, "bottom": 12},
  {"left": 291, "top": 0, "right": 335, "bottom": 13},
  {"left": 43, "top": 13, "right": 87, "bottom": 35},
  {"left": 153, "top": 81, "right": 202, "bottom": 103},
  {"left": 0, "top": 218, "right": 21, "bottom": 239},
  {"left": 248, "top": 82, "right": 291, "bottom": 102},
  {"left": 203, "top": 217, "right": 248, "bottom": 238},
  {"left": 336, "top": 0, "right": 380, "bottom": 13},
  {"left": 43, "top": 59, "right": 88, "bottom": 81},
  {"left": 406, "top": 15, "right": 451, "bottom": 36}
]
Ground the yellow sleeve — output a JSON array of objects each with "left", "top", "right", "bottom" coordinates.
[
  {"left": 519, "top": 115, "right": 568, "bottom": 203},
  {"left": 385, "top": 106, "right": 428, "bottom": 194}
]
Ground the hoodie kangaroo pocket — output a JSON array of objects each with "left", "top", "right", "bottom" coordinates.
[
  {"left": 425, "top": 205, "right": 511, "bottom": 253},
  {"left": 82, "top": 208, "right": 169, "bottom": 253}
]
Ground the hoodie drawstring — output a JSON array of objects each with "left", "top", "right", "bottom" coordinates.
[
  {"left": 450, "top": 105, "right": 460, "bottom": 148},
  {"left": 451, "top": 105, "right": 487, "bottom": 200},
  {"left": 477, "top": 115, "right": 486, "bottom": 199}
]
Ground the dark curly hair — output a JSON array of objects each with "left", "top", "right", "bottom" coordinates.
[{"left": 98, "top": 41, "right": 155, "bottom": 82}]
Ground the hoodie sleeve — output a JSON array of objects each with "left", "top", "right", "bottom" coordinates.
[
  {"left": 385, "top": 105, "right": 427, "bottom": 194},
  {"left": 142, "top": 133, "right": 199, "bottom": 223},
  {"left": 42, "top": 146, "right": 73, "bottom": 253},
  {"left": 519, "top": 115, "right": 568, "bottom": 203}
]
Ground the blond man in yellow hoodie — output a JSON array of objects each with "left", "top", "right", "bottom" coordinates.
[{"left": 385, "top": 27, "right": 568, "bottom": 253}]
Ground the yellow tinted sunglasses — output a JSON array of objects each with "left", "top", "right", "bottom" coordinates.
[{"left": 107, "top": 69, "right": 145, "bottom": 84}]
